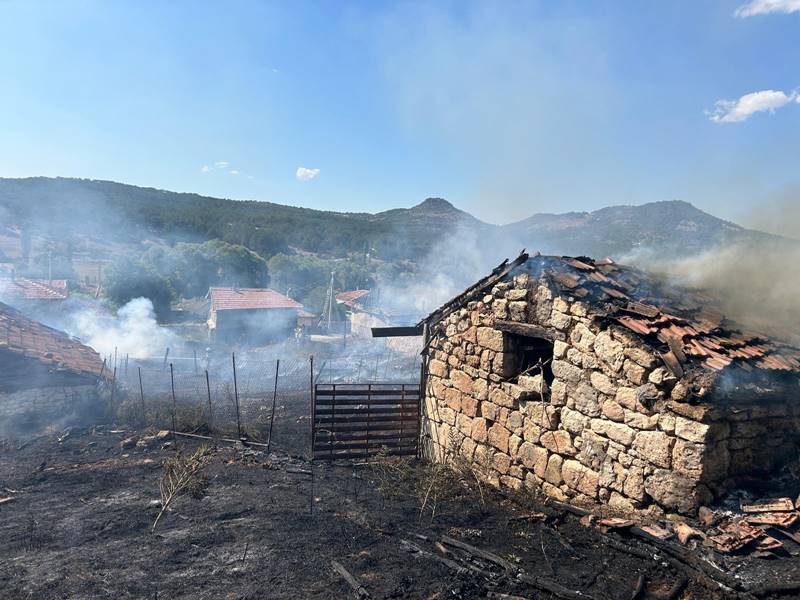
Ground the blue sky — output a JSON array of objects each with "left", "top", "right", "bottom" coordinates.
[{"left": 0, "top": 0, "right": 797, "bottom": 225}]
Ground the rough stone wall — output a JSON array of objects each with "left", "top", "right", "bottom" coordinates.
[
  {"left": 421, "top": 273, "right": 800, "bottom": 516},
  {"left": 0, "top": 384, "right": 101, "bottom": 434}
]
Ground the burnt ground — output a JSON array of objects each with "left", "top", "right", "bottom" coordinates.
[{"left": 1, "top": 420, "right": 799, "bottom": 600}]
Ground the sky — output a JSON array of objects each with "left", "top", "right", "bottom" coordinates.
[{"left": 0, "top": 0, "right": 798, "bottom": 226}]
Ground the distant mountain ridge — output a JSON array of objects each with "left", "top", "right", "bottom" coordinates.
[{"left": 0, "top": 177, "right": 788, "bottom": 265}]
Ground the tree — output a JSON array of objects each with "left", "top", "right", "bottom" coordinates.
[{"left": 104, "top": 257, "right": 174, "bottom": 318}]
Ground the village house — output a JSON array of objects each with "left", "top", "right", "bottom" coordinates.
[
  {"left": 0, "top": 301, "right": 104, "bottom": 430},
  {"left": 419, "top": 252, "right": 800, "bottom": 516},
  {"left": 207, "top": 287, "right": 303, "bottom": 345},
  {"left": 0, "top": 274, "right": 69, "bottom": 304}
]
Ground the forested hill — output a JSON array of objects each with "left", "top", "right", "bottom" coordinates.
[
  {"left": 0, "top": 177, "right": 484, "bottom": 261},
  {"left": 0, "top": 177, "right": 789, "bottom": 265}
]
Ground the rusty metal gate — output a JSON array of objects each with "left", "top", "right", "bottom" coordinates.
[{"left": 312, "top": 383, "right": 420, "bottom": 460}]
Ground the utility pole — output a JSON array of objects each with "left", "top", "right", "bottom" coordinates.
[{"left": 325, "top": 271, "right": 335, "bottom": 332}]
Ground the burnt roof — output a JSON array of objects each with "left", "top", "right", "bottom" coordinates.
[
  {"left": 0, "top": 301, "right": 104, "bottom": 380},
  {"left": 422, "top": 251, "right": 800, "bottom": 378},
  {"left": 519, "top": 255, "right": 800, "bottom": 377}
]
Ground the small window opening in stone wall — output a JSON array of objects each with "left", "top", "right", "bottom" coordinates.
[{"left": 508, "top": 334, "right": 554, "bottom": 385}]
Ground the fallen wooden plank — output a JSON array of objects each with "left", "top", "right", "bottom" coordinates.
[
  {"left": 741, "top": 498, "right": 795, "bottom": 514},
  {"left": 331, "top": 560, "right": 371, "bottom": 599}
]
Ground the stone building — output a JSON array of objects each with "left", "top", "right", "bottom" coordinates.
[
  {"left": 419, "top": 252, "right": 800, "bottom": 515},
  {"left": 0, "top": 301, "right": 104, "bottom": 432}
]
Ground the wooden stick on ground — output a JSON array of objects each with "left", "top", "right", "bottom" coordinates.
[
  {"left": 440, "top": 535, "right": 594, "bottom": 600},
  {"left": 331, "top": 560, "right": 371, "bottom": 599}
]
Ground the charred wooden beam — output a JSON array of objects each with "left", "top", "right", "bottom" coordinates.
[
  {"left": 371, "top": 325, "right": 424, "bottom": 338},
  {"left": 494, "top": 320, "right": 566, "bottom": 341}
]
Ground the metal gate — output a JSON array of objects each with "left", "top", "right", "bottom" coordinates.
[{"left": 312, "top": 383, "right": 420, "bottom": 460}]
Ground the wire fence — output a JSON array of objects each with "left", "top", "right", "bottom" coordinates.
[{"left": 103, "top": 348, "right": 421, "bottom": 454}]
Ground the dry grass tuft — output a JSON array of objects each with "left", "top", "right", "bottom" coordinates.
[{"left": 152, "top": 444, "right": 214, "bottom": 532}]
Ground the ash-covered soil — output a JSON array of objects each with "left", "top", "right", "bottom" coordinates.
[{"left": 0, "top": 427, "right": 797, "bottom": 600}]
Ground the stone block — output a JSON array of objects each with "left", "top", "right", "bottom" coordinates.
[
  {"left": 591, "top": 419, "right": 636, "bottom": 446},
  {"left": 552, "top": 359, "right": 583, "bottom": 383},
  {"left": 445, "top": 387, "right": 461, "bottom": 411},
  {"left": 590, "top": 371, "right": 616, "bottom": 396},
  {"left": 623, "top": 360, "right": 647, "bottom": 385},
  {"left": 551, "top": 311, "right": 572, "bottom": 330},
  {"left": 624, "top": 347, "right": 658, "bottom": 369},
  {"left": 506, "top": 288, "right": 528, "bottom": 301},
  {"left": 473, "top": 378, "right": 489, "bottom": 401},
  {"left": 488, "top": 423, "right": 511, "bottom": 453},
  {"left": 633, "top": 430, "right": 673, "bottom": 469},
  {"left": 489, "top": 387, "right": 515, "bottom": 408},
  {"left": 439, "top": 406, "right": 457, "bottom": 426},
  {"left": 493, "top": 452, "right": 511, "bottom": 474},
  {"left": 451, "top": 370, "right": 473, "bottom": 395},
  {"left": 608, "top": 492, "right": 636, "bottom": 513},
  {"left": 540, "top": 430, "right": 577, "bottom": 455},
  {"left": 672, "top": 439, "right": 704, "bottom": 474},
  {"left": 508, "top": 434, "right": 523, "bottom": 460},
  {"left": 644, "top": 469, "right": 706, "bottom": 513},
  {"left": 519, "top": 442, "right": 549, "bottom": 477},
  {"left": 553, "top": 340, "right": 568, "bottom": 359},
  {"left": 471, "top": 418, "right": 488, "bottom": 442},
  {"left": 623, "top": 465, "right": 646, "bottom": 501},
  {"left": 562, "top": 459, "right": 600, "bottom": 498},
  {"left": 594, "top": 330, "right": 625, "bottom": 372},
  {"left": 572, "top": 383, "right": 600, "bottom": 417},
  {"left": 624, "top": 410, "right": 657, "bottom": 430},
  {"left": 570, "top": 323, "right": 596, "bottom": 353},
  {"left": 542, "top": 384, "right": 561, "bottom": 411},
  {"left": 545, "top": 453, "right": 564, "bottom": 485},
  {"left": 602, "top": 399, "right": 625, "bottom": 422},
  {"left": 508, "top": 301, "right": 527, "bottom": 321},
  {"left": 461, "top": 395, "right": 479, "bottom": 417},
  {"left": 561, "top": 407, "right": 588, "bottom": 435},
  {"left": 674, "top": 416, "right": 710, "bottom": 443},
  {"left": 492, "top": 299, "right": 508, "bottom": 319},
  {"left": 480, "top": 401, "right": 499, "bottom": 421},
  {"left": 615, "top": 387, "right": 638, "bottom": 410},
  {"left": 428, "top": 359, "right": 448, "bottom": 377},
  {"left": 477, "top": 327, "right": 506, "bottom": 352}
]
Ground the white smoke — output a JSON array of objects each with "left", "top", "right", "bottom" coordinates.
[{"left": 72, "top": 297, "right": 179, "bottom": 359}]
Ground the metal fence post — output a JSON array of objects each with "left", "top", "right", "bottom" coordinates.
[
  {"left": 232, "top": 352, "right": 242, "bottom": 439},
  {"left": 169, "top": 363, "right": 177, "bottom": 441},
  {"left": 138, "top": 367, "right": 145, "bottom": 426},
  {"left": 267, "top": 359, "right": 280, "bottom": 452},
  {"left": 205, "top": 370, "right": 213, "bottom": 432}
]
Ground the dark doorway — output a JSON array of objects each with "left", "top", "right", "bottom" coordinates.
[{"left": 509, "top": 334, "right": 555, "bottom": 385}]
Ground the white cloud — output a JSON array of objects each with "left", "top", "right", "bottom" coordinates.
[
  {"left": 706, "top": 89, "right": 797, "bottom": 123},
  {"left": 734, "top": 0, "right": 800, "bottom": 17},
  {"left": 214, "top": 160, "right": 229, "bottom": 169},
  {"left": 296, "top": 167, "right": 320, "bottom": 181},
  {"left": 228, "top": 170, "right": 239, "bottom": 175},
  {"left": 200, "top": 165, "right": 210, "bottom": 172}
]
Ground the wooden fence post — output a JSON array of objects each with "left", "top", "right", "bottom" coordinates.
[{"left": 138, "top": 367, "right": 145, "bottom": 426}]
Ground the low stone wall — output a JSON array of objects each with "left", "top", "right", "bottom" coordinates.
[
  {"left": 0, "top": 384, "right": 102, "bottom": 435},
  {"left": 421, "top": 274, "right": 800, "bottom": 516}
]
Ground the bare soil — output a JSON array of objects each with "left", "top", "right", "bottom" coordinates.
[{"left": 1, "top": 424, "right": 798, "bottom": 600}]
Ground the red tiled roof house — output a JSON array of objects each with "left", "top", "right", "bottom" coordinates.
[
  {"left": 207, "top": 287, "right": 303, "bottom": 345},
  {"left": 0, "top": 301, "right": 104, "bottom": 433},
  {"left": 420, "top": 252, "right": 800, "bottom": 515}
]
